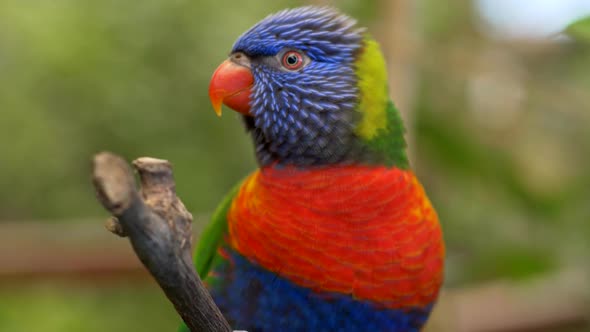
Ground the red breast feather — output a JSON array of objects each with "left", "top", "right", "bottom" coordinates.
[{"left": 227, "top": 165, "right": 444, "bottom": 309}]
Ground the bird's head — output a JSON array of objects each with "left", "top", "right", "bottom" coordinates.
[{"left": 209, "top": 6, "right": 408, "bottom": 168}]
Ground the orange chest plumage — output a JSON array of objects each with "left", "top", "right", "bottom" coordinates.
[{"left": 227, "top": 165, "right": 444, "bottom": 309}]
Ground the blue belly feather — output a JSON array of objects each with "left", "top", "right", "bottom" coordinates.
[{"left": 207, "top": 247, "right": 433, "bottom": 332}]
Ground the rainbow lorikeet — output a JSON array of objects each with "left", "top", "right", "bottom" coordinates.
[{"left": 182, "top": 6, "right": 444, "bottom": 332}]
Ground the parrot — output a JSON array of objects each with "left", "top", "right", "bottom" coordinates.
[{"left": 181, "top": 6, "right": 444, "bottom": 332}]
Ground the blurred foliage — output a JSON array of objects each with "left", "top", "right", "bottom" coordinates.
[
  {"left": 0, "top": 0, "right": 299, "bottom": 219},
  {"left": 415, "top": 0, "right": 590, "bottom": 284},
  {"left": 1, "top": 0, "right": 589, "bottom": 331},
  {"left": 566, "top": 16, "right": 590, "bottom": 41},
  {"left": 413, "top": 0, "right": 590, "bottom": 284},
  {"left": 0, "top": 282, "right": 177, "bottom": 332}
]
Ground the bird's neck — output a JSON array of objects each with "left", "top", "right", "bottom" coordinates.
[{"left": 245, "top": 35, "right": 409, "bottom": 168}]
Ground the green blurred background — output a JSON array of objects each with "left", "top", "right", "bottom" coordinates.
[{"left": 1, "top": 0, "right": 589, "bottom": 331}]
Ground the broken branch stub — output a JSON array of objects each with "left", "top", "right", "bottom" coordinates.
[{"left": 91, "top": 151, "right": 231, "bottom": 332}]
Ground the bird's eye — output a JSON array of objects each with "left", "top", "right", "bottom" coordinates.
[{"left": 281, "top": 51, "right": 304, "bottom": 70}]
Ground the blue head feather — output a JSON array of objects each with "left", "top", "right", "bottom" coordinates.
[
  {"left": 230, "top": 7, "right": 380, "bottom": 167},
  {"left": 233, "top": 6, "right": 363, "bottom": 62}
]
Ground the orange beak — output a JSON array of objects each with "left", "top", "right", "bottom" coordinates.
[{"left": 208, "top": 59, "right": 253, "bottom": 116}]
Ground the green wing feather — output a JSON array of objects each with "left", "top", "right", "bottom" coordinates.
[
  {"left": 178, "top": 182, "right": 242, "bottom": 332},
  {"left": 194, "top": 181, "right": 242, "bottom": 278}
]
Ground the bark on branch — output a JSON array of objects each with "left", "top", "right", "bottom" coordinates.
[{"left": 91, "top": 152, "right": 231, "bottom": 332}]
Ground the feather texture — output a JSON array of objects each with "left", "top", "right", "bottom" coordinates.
[{"left": 202, "top": 165, "right": 444, "bottom": 331}]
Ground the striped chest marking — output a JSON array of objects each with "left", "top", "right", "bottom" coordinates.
[{"left": 227, "top": 165, "right": 444, "bottom": 308}]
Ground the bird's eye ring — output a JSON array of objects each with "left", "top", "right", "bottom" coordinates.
[{"left": 281, "top": 51, "right": 304, "bottom": 70}]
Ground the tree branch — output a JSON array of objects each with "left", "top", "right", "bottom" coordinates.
[{"left": 91, "top": 152, "right": 231, "bottom": 332}]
